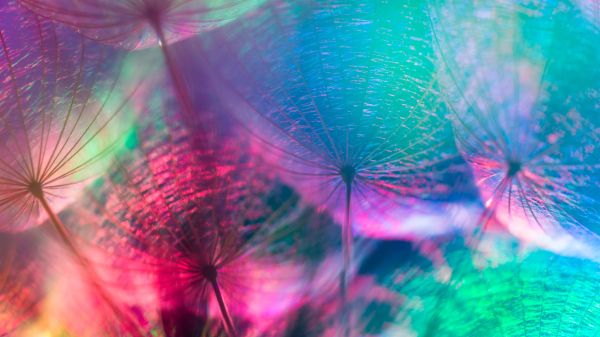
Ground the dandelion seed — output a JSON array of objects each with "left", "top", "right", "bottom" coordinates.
[
  {"left": 0, "top": 3, "right": 147, "bottom": 335},
  {"left": 200, "top": 1, "right": 472, "bottom": 331},
  {"left": 66, "top": 105, "right": 308, "bottom": 336},
  {"left": 429, "top": 0, "right": 600, "bottom": 247},
  {"left": 0, "top": 2, "right": 139, "bottom": 232},
  {"left": 20, "top": 0, "right": 267, "bottom": 120}
]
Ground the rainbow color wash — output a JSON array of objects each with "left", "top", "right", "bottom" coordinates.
[{"left": 0, "top": 0, "right": 599, "bottom": 336}]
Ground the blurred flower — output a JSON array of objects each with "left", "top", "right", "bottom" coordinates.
[
  {"left": 0, "top": 3, "right": 149, "bottom": 334},
  {"left": 200, "top": 2, "right": 474, "bottom": 324},
  {"left": 65, "top": 100, "right": 309, "bottom": 336},
  {"left": 0, "top": 1, "right": 140, "bottom": 232}
]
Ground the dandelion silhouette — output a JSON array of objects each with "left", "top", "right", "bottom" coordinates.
[
  {"left": 68, "top": 105, "right": 307, "bottom": 336},
  {"left": 20, "top": 0, "right": 267, "bottom": 120},
  {"left": 200, "top": 1, "right": 468, "bottom": 330},
  {"left": 0, "top": 3, "right": 147, "bottom": 335},
  {"left": 428, "top": 0, "right": 600, "bottom": 246},
  {"left": 0, "top": 231, "right": 45, "bottom": 335},
  {"left": 387, "top": 237, "right": 600, "bottom": 336},
  {"left": 0, "top": 3, "right": 141, "bottom": 231}
]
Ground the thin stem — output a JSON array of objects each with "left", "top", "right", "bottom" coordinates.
[
  {"left": 340, "top": 180, "right": 353, "bottom": 337},
  {"left": 152, "top": 22, "right": 195, "bottom": 121},
  {"left": 37, "top": 195, "right": 145, "bottom": 337},
  {"left": 0, "top": 239, "right": 16, "bottom": 285},
  {"left": 209, "top": 278, "right": 236, "bottom": 337}
]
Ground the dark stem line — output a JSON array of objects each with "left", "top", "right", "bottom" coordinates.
[
  {"left": 37, "top": 195, "right": 145, "bottom": 337},
  {"left": 0, "top": 239, "right": 16, "bottom": 285},
  {"left": 153, "top": 23, "right": 196, "bottom": 121},
  {"left": 209, "top": 278, "right": 236, "bottom": 337},
  {"left": 340, "top": 181, "right": 353, "bottom": 337}
]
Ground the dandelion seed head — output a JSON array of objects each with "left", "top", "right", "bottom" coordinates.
[
  {"left": 431, "top": 0, "right": 600, "bottom": 246},
  {"left": 0, "top": 3, "right": 142, "bottom": 231},
  {"left": 27, "top": 180, "right": 44, "bottom": 199},
  {"left": 202, "top": 0, "right": 476, "bottom": 239},
  {"left": 62, "top": 97, "right": 311, "bottom": 335},
  {"left": 506, "top": 159, "right": 522, "bottom": 177},
  {"left": 339, "top": 164, "right": 356, "bottom": 187},
  {"left": 201, "top": 264, "right": 218, "bottom": 281}
]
